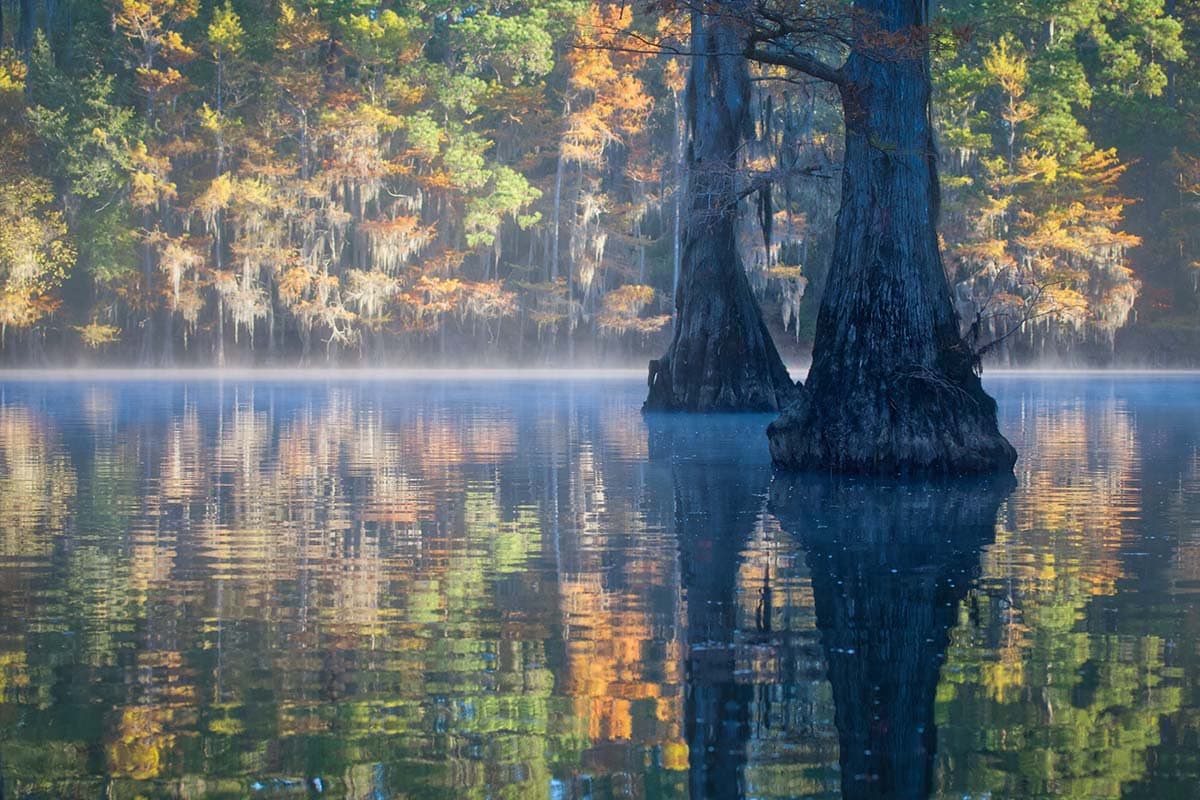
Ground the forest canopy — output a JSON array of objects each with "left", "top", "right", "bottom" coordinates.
[{"left": 0, "top": 0, "right": 1195, "bottom": 366}]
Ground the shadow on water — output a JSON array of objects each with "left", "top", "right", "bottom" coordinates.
[{"left": 647, "top": 410, "right": 1015, "bottom": 800}]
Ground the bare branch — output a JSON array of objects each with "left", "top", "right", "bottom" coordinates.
[
  {"left": 572, "top": 0, "right": 849, "bottom": 87},
  {"left": 745, "top": 44, "right": 844, "bottom": 86},
  {"left": 967, "top": 280, "right": 1068, "bottom": 359},
  {"left": 735, "top": 163, "right": 836, "bottom": 203}
]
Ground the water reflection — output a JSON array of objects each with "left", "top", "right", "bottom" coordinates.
[
  {"left": 769, "top": 476, "right": 1013, "bottom": 799},
  {"left": 645, "top": 414, "right": 775, "bottom": 799},
  {"left": 0, "top": 376, "right": 1198, "bottom": 798},
  {"left": 936, "top": 378, "right": 1198, "bottom": 800},
  {"left": 0, "top": 382, "right": 691, "bottom": 799}
]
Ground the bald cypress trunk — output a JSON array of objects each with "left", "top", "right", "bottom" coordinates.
[
  {"left": 767, "top": 0, "right": 1015, "bottom": 473},
  {"left": 645, "top": 4, "right": 796, "bottom": 412}
]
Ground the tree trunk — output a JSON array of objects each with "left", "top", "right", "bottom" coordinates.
[
  {"left": 216, "top": 296, "right": 225, "bottom": 367},
  {"left": 138, "top": 219, "right": 156, "bottom": 366},
  {"left": 161, "top": 307, "right": 174, "bottom": 365},
  {"left": 18, "top": 0, "right": 34, "bottom": 57},
  {"left": 672, "top": 89, "right": 684, "bottom": 301},
  {"left": 551, "top": 140, "right": 565, "bottom": 282},
  {"left": 767, "top": 0, "right": 1016, "bottom": 472},
  {"left": 645, "top": 5, "right": 796, "bottom": 412}
]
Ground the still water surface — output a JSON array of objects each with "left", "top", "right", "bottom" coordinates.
[{"left": 0, "top": 374, "right": 1197, "bottom": 799}]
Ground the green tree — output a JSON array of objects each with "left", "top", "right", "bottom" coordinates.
[
  {"left": 0, "top": 55, "right": 75, "bottom": 351},
  {"left": 935, "top": 0, "right": 1184, "bottom": 360}
]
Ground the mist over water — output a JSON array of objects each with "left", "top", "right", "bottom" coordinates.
[
  {"left": 0, "top": 366, "right": 654, "bottom": 382},
  {"left": 5, "top": 362, "right": 1198, "bottom": 385},
  {"left": 0, "top": 373, "right": 1198, "bottom": 798}
]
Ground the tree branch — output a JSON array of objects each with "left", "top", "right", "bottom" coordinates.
[
  {"left": 745, "top": 45, "right": 844, "bottom": 87},
  {"left": 735, "top": 164, "right": 836, "bottom": 203}
]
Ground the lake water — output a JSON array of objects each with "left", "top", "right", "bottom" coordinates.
[{"left": 0, "top": 373, "right": 1198, "bottom": 799}]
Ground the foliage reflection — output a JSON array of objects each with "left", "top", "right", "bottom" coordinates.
[{"left": 0, "top": 378, "right": 1198, "bottom": 798}]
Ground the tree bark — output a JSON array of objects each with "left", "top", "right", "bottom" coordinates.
[
  {"left": 767, "top": 0, "right": 1016, "bottom": 473},
  {"left": 645, "top": 3, "right": 796, "bottom": 413},
  {"left": 671, "top": 89, "right": 683, "bottom": 305},
  {"left": 138, "top": 218, "right": 156, "bottom": 366},
  {"left": 551, "top": 140, "right": 565, "bottom": 282}
]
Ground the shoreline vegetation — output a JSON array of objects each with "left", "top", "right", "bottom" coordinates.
[{"left": 1, "top": 1, "right": 1199, "bottom": 370}]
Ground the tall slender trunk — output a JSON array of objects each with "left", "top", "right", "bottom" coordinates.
[
  {"left": 300, "top": 112, "right": 309, "bottom": 181},
  {"left": 551, "top": 103, "right": 568, "bottom": 281},
  {"left": 139, "top": 212, "right": 156, "bottom": 365},
  {"left": 671, "top": 90, "right": 684, "bottom": 306},
  {"left": 1167, "top": 0, "right": 1177, "bottom": 106},
  {"left": 17, "top": 0, "right": 34, "bottom": 57},
  {"left": 212, "top": 49, "right": 229, "bottom": 367},
  {"left": 768, "top": 0, "right": 1015, "bottom": 473},
  {"left": 645, "top": 3, "right": 796, "bottom": 412},
  {"left": 161, "top": 293, "right": 174, "bottom": 364},
  {"left": 636, "top": 215, "right": 646, "bottom": 283},
  {"left": 138, "top": 53, "right": 158, "bottom": 366},
  {"left": 216, "top": 296, "right": 225, "bottom": 367},
  {"left": 566, "top": 162, "right": 582, "bottom": 363},
  {"left": 43, "top": 0, "right": 58, "bottom": 41},
  {"left": 268, "top": 297, "right": 277, "bottom": 360}
]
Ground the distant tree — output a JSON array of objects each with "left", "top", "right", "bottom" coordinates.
[
  {"left": 0, "top": 56, "right": 74, "bottom": 353},
  {"left": 24, "top": 33, "right": 141, "bottom": 356},
  {"left": 935, "top": 0, "right": 1183, "bottom": 361},
  {"left": 110, "top": 0, "right": 198, "bottom": 363}
]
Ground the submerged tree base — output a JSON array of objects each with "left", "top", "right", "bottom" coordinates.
[
  {"left": 758, "top": 0, "right": 1016, "bottom": 475},
  {"left": 643, "top": 311, "right": 798, "bottom": 413},
  {"left": 767, "top": 359, "right": 1017, "bottom": 475},
  {"left": 642, "top": 217, "right": 798, "bottom": 413},
  {"left": 644, "top": 356, "right": 796, "bottom": 413}
]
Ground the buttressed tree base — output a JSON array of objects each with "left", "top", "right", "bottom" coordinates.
[
  {"left": 755, "top": 0, "right": 1017, "bottom": 474},
  {"left": 644, "top": 4, "right": 797, "bottom": 413}
]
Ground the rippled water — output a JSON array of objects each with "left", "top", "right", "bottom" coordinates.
[{"left": 0, "top": 373, "right": 1197, "bottom": 799}]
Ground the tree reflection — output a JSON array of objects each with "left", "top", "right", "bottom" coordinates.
[
  {"left": 766, "top": 475, "right": 1014, "bottom": 800},
  {"left": 935, "top": 397, "right": 1185, "bottom": 800},
  {"left": 647, "top": 412, "right": 779, "bottom": 798},
  {"left": 1, "top": 383, "right": 695, "bottom": 799},
  {"left": 649, "top": 410, "right": 1014, "bottom": 800},
  {"left": 3, "top": 379, "right": 1199, "bottom": 798}
]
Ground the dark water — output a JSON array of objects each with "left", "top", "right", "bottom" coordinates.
[{"left": 0, "top": 374, "right": 1197, "bottom": 800}]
